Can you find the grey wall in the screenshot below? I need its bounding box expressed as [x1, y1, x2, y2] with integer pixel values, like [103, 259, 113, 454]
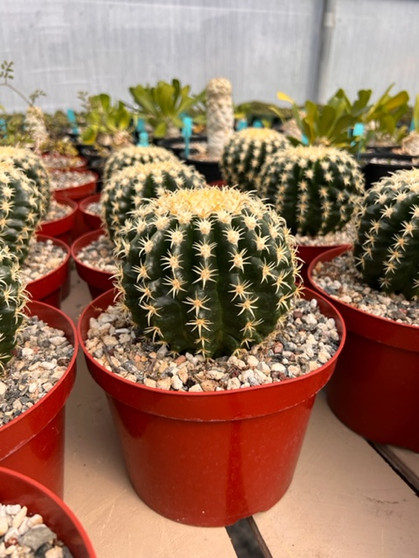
[0, 0, 418, 113]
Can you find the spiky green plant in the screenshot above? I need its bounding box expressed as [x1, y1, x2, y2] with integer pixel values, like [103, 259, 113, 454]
[0, 244, 27, 375]
[102, 145, 178, 185]
[220, 128, 290, 192]
[353, 168, 419, 299]
[0, 146, 50, 218]
[259, 145, 365, 236]
[0, 161, 43, 263]
[115, 186, 300, 358]
[101, 160, 207, 242]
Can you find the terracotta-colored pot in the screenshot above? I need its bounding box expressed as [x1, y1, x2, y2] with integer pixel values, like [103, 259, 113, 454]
[0, 467, 96, 557]
[52, 170, 98, 201]
[0, 300, 78, 497]
[78, 193, 103, 231]
[307, 246, 419, 452]
[71, 230, 115, 299]
[27, 235, 71, 308]
[297, 243, 352, 286]
[38, 198, 78, 246]
[78, 287, 346, 526]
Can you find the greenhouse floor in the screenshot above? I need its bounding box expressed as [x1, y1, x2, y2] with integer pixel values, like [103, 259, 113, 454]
[62, 263, 419, 558]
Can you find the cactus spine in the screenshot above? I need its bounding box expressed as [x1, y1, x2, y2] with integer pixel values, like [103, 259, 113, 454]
[220, 128, 290, 192]
[101, 160, 207, 241]
[0, 245, 27, 375]
[115, 186, 299, 358]
[353, 168, 419, 299]
[259, 145, 365, 236]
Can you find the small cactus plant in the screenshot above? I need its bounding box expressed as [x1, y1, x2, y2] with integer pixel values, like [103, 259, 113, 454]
[0, 245, 27, 375]
[102, 145, 178, 184]
[220, 128, 290, 192]
[259, 145, 365, 236]
[115, 185, 300, 358]
[353, 168, 419, 299]
[206, 77, 235, 160]
[0, 161, 44, 263]
[0, 146, 51, 218]
[101, 160, 207, 241]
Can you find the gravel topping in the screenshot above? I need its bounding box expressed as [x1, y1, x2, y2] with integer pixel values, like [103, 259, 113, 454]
[311, 251, 419, 326]
[75, 234, 117, 273]
[0, 315, 75, 427]
[0, 503, 73, 557]
[49, 170, 95, 191]
[41, 200, 73, 224]
[83, 201, 101, 216]
[43, 154, 85, 170]
[84, 297, 341, 392]
[295, 224, 354, 247]
[20, 239, 67, 285]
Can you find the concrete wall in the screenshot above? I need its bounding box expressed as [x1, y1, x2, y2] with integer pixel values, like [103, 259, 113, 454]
[0, 0, 417, 113]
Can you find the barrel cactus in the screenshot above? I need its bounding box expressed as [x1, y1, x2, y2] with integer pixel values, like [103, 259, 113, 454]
[0, 245, 27, 375]
[102, 145, 178, 184]
[0, 161, 43, 263]
[220, 127, 290, 192]
[259, 145, 365, 236]
[0, 146, 51, 218]
[101, 160, 206, 242]
[353, 168, 419, 299]
[115, 186, 299, 358]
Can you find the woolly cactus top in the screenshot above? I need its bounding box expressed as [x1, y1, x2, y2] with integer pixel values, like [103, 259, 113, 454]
[220, 127, 290, 191]
[259, 145, 365, 236]
[102, 145, 178, 184]
[116, 186, 299, 358]
[354, 168, 419, 299]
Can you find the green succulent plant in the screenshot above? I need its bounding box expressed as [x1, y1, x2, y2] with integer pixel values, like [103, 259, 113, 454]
[220, 128, 290, 192]
[0, 244, 27, 375]
[102, 145, 178, 185]
[101, 160, 206, 242]
[259, 145, 365, 237]
[353, 168, 419, 299]
[115, 186, 299, 358]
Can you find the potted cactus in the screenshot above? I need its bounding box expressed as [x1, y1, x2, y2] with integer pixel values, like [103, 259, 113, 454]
[307, 168, 419, 451]
[78, 185, 346, 526]
[257, 145, 365, 283]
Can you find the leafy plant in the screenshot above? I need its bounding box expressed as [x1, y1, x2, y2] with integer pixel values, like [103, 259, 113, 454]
[0, 60, 46, 107]
[128, 79, 205, 138]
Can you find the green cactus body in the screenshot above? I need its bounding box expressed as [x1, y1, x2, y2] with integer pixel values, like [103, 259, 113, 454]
[102, 145, 178, 185]
[101, 160, 206, 242]
[0, 146, 50, 219]
[0, 161, 43, 263]
[116, 186, 299, 358]
[259, 145, 365, 236]
[353, 168, 419, 299]
[220, 128, 290, 192]
[0, 246, 27, 375]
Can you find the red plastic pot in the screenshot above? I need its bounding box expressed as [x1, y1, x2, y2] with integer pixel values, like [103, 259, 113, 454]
[78, 193, 103, 231]
[0, 300, 78, 497]
[38, 198, 78, 246]
[307, 246, 419, 452]
[71, 230, 115, 299]
[52, 170, 98, 201]
[297, 243, 352, 286]
[26, 235, 71, 308]
[42, 153, 88, 171]
[78, 287, 346, 526]
[0, 467, 96, 557]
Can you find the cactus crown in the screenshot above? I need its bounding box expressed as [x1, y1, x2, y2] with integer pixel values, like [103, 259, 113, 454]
[0, 245, 28, 375]
[0, 146, 50, 218]
[220, 128, 290, 192]
[115, 186, 299, 358]
[101, 160, 207, 241]
[102, 145, 178, 184]
[353, 168, 419, 300]
[259, 145, 365, 236]
[0, 161, 43, 263]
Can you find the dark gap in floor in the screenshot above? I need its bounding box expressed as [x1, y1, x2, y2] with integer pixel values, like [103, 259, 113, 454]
[226, 517, 273, 558]
[368, 441, 419, 496]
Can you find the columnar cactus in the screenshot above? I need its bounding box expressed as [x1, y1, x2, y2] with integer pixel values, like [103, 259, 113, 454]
[101, 160, 207, 241]
[115, 186, 299, 358]
[206, 77, 235, 160]
[0, 161, 43, 263]
[0, 146, 51, 218]
[102, 145, 178, 184]
[220, 128, 290, 192]
[0, 245, 27, 375]
[259, 145, 365, 236]
[353, 168, 419, 299]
